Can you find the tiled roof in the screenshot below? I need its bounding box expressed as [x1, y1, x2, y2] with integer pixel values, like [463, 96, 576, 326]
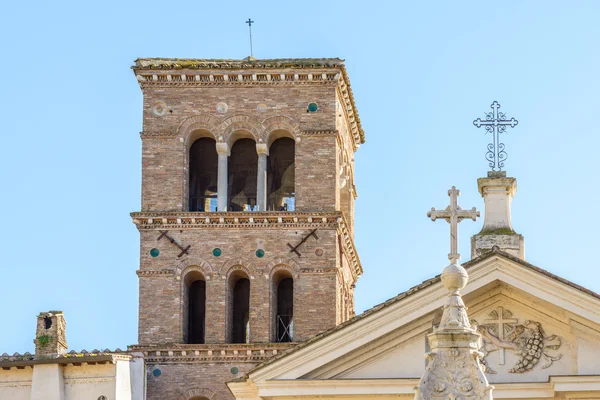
[0, 349, 129, 368]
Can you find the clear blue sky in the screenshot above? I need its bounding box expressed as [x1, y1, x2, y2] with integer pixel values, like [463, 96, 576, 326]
[1, 1, 599, 353]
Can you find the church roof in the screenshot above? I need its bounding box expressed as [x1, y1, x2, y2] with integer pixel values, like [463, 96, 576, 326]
[0, 349, 130, 369]
[132, 57, 365, 145]
[245, 248, 600, 375]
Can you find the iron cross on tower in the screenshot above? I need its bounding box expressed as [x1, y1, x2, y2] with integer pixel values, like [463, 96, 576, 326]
[427, 187, 480, 264]
[246, 18, 254, 57]
[473, 101, 518, 171]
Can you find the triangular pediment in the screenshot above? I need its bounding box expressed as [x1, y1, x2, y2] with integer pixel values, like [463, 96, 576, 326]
[229, 252, 600, 399]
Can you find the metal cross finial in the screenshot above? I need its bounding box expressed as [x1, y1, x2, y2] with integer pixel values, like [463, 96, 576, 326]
[246, 18, 255, 57]
[473, 101, 518, 171]
[427, 186, 480, 264]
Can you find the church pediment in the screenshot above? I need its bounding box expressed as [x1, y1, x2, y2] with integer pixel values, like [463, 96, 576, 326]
[230, 252, 600, 398]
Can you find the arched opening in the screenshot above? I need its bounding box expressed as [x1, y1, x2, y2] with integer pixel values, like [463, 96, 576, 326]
[267, 137, 295, 211]
[272, 270, 294, 342]
[184, 271, 206, 344]
[229, 272, 250, 343]
[228, 138, 258, 211]
[189, 137, 218, 212]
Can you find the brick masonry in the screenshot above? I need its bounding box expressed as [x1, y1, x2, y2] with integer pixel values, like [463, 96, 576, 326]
[131, 59, 363, 399]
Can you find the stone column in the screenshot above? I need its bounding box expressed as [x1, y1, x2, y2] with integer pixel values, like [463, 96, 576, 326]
[471, 171, 524, 259]
[256, 142, 269, 211]
[216, 142, 230, 212]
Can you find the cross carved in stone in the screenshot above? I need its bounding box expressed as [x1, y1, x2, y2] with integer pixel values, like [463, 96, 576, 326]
[427, 186, 480, 264]
[484, 306, 518, 365]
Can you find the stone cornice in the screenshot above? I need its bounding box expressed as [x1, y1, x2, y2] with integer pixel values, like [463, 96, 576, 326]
[130, 211, 362, 280]
[132, 57, 365, 146]
[136, 269, 175, 277]
[128, 343, 294, 364]
[131, 211, 342, 230]
[300, 129, 338, 137]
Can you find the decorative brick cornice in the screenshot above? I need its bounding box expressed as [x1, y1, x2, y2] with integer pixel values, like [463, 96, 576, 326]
[337, 214, 363, 280]
[132, 57, 364, 146]
[128, 343, 294, 364]
[136, 269, 175, 277]
[131, 211, 363, 280]
[131, 211, 342, 230]
[300, 130, 338, 137]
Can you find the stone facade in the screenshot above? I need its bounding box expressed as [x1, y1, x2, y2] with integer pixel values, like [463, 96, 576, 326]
[131, 58, 364, 399]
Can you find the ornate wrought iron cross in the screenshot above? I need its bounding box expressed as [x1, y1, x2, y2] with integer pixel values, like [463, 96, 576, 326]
[427, 186, 479, 264]
[473, 101, 518, 171]
[246, 18, 254, 57]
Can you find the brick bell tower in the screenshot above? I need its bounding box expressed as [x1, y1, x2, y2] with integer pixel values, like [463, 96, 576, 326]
[129, 58, 364, 400]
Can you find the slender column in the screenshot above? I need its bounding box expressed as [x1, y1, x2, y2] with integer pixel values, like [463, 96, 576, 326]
[216, 142, 229, 212]
[256, 142, 269, 211]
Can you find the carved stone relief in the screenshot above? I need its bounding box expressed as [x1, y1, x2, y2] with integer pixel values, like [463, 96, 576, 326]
[472, 306, 562, 374]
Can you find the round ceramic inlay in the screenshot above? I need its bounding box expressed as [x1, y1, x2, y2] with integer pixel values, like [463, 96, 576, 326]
[212, 248, 222, 257]
[307, 102, 318, 112]
[150, 248, 160, 257]
[216, 102, 228, 113]
[255, 249, 265, 258]
[230, 367, 239, 374]
[315, 248, 324, 257]
[257, 103, 267, 112]
[152, 368, 161, 377]
[152, 102, 168, 116]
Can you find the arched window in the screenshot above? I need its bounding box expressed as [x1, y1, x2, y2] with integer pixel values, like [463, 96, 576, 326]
[228, 138, 258, 211]
[267, 137, 295, 211]
[272, 271, 294, 342]
[189, 137, 218, 212]
[229, 272, 250, 343]
[184, 271, 206, 344]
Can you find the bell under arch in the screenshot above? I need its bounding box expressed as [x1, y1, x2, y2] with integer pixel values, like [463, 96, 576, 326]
[267, 135, 295, 211]
[188, 131, 218, 212]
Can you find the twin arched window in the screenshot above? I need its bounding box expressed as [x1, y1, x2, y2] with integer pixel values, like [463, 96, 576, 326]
[183, 269, 294, 344]
[188, 133, 295, 212]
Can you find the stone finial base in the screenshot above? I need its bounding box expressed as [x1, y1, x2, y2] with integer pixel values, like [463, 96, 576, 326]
[416, 330, 493, 400]
[471, 233, 524, 259]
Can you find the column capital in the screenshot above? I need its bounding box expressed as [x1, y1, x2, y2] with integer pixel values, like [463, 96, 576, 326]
[256, 142, 269, 155]
[216, 142, 230, 156]
[477, 176, 517, 198]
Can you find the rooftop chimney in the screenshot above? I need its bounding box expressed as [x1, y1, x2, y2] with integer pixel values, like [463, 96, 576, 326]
[471, 171, 524, 259]
[34, 311, 67, 356]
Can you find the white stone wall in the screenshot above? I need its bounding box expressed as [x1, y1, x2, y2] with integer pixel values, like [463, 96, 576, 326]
[0, 357, 145, 400]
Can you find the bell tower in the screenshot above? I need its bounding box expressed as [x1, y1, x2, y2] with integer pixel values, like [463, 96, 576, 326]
[129, 58, 364, 400]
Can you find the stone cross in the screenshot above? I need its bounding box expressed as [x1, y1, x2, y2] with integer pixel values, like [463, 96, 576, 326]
[484, 306, 518, 365]
[427, 186, 480, 264]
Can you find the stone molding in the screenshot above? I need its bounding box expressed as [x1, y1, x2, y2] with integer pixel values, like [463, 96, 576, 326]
[136, 269, 175, 277]
[134, 61, 365, 146]
[176, 114, 221, 142]
[266, 257, 301, 279]
[131, 212, 343, 230]
[181, 387, 215, 400]
[131, 212, 362, 279]
[176, 257, 215, 276]
[153, 113, 304, 144]
[129, 343, 294, 364]
[220, 260, 255, 280]
[300, 129, 338, 137]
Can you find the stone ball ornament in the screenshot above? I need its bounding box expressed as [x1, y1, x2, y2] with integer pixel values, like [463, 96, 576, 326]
[441, 262, 469, 292]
